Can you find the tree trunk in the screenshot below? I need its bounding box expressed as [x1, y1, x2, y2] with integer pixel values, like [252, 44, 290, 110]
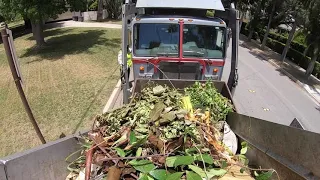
[97, 0, 104, 22]
[281, 20, 297, 61]
[31, 21, 46, 47]
[248, 2, 264, 42]
[305, 45, 319, 77]
[24, 18, 32, 29]
[239, 12, 244, 31]
[261, 3, 276, 50]
[303, 43, 312, 57]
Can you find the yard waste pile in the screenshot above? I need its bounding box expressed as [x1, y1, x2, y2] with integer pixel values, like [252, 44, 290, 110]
[66, 81, 274, 180]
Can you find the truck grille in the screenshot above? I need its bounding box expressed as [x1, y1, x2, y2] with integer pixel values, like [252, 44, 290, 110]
[159, 62, 201, 80]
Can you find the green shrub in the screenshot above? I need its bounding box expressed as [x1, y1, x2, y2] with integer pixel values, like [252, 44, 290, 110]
[242, 28, 320, 78]
[266, 32, 314, 57]
[291, 41, 307, 55]
[240, 27, 259, 40]
[268, 32, 287, 44]
[88, 0, 98, 11]
[266, 38, 285, 54]
[293, 31, 306, 45]
[286, 48, 310, 69]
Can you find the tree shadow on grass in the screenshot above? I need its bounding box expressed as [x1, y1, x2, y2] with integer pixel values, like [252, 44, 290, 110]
[22, 29, 121, 62]
[26, 28, 73, 41]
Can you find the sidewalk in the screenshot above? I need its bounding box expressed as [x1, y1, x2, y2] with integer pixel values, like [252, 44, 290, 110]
[239, 34, 320, 104]
[45, 20, 122, 29]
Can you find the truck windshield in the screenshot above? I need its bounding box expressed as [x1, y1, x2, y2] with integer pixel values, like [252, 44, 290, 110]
[183, 24, 225, 59]
[134, 23, 179, 57]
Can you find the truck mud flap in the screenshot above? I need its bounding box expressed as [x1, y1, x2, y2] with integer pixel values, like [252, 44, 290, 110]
[0, 135, 81, 180]
[227, 112, 320, 179]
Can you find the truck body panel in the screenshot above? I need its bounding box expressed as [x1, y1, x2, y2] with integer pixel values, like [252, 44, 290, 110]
[136, 0, 225, 11]
[0, 135, 80, 180]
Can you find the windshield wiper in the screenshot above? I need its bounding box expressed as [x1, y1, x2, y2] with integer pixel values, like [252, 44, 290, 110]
[183, 50, 205, 57]
[157, 52, 179, 57]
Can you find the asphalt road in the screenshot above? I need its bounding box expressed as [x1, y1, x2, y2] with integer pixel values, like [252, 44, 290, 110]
[222, 39, 320, 133]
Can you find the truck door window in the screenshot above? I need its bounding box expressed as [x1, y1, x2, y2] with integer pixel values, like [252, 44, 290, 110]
[134, 23, 179, 57]
[183, 24, 225, 59]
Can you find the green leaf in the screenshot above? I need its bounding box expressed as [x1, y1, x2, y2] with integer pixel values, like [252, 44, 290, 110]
[240, 146, 248, 155]
[153, 85, 166, 95]
[186, 171, 202, 180]
[206, 168, 227, 178]
[185, 148, 197, 155]
[240, 168, 245, 173]
[149, 169, 169, 180]
[130, 135, 148, 150]
[129, 159, 153, 166]
[162, 111, 176, 122]
[130, 131, 137, 144]
[256, 171, 274, 180]
[165, 156, 194, 167]
[129, 160, 156, 173]
[139, 173, 155, 180]
[133, 163, 156, 173]
[166, 172, 184, 180]
[220, 160, 228, 168]
[241, 141, 247, 146]
[188, 165, 206, 178]
[136, 147, 142, 157]
[150, 102, 166, 121]
[114, 148, 126, 157]
[254, 171, 259, 177]
[165, 157, 176, 167]
[195, 154, 214, 164]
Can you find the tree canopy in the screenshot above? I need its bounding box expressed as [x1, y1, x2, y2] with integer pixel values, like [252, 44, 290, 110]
[0, 0, 87, 46]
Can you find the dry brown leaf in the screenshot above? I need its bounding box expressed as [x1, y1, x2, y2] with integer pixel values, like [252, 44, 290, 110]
[106, 166, 122, 180]
[121, 167, 136, 177]
[92, 153, 105, 166]
[148, 134, 164, 152]
[166, 136, 184, 153]
[88, 132, 108, 148]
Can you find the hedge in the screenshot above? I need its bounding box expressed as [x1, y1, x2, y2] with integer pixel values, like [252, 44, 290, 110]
[240, 22, 260, 41]
[267, 32, 313, 57]
[265, 38, 320, 78]
[266, 38, 285, 54]
[239, 24, 320, 78]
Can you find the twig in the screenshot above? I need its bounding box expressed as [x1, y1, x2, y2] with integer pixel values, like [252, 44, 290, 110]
[229, 162, 280, 180]
[85, 147, 94, 180]
[130, 173, 139, 179]
[163, 141, 168, 172]
[101, 153, 170, 162]
[192, 139, 208, 179]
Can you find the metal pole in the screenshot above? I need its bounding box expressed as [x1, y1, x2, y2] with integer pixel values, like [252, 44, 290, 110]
[227, 4, 239, 95]
[0, 26, 46, 144]
[122, 4, 129, 104]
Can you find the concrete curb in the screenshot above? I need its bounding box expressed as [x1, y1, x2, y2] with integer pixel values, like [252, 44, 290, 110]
[103, 80, 121, 113]
[242, 43, 320, 104]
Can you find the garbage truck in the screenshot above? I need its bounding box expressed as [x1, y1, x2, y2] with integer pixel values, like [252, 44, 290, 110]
[0, 0, 319, 180]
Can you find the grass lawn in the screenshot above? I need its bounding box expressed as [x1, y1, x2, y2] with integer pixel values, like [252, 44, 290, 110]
[0, 27, 121, 157]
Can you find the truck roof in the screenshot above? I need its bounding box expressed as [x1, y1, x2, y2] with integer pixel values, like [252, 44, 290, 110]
[136, 0, 225, 11]
[133, 15, 227, 27]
